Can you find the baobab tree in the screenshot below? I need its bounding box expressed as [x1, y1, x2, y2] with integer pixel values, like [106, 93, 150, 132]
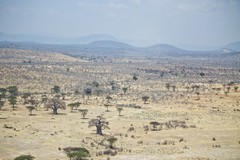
[45, 98, 66, 114]
[88, 116, 109, 135]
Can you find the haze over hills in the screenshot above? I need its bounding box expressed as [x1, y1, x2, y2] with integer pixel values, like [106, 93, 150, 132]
[0, 32, 119, 45]
[0, 32, 239, 51]
[0, 32, 239, 58]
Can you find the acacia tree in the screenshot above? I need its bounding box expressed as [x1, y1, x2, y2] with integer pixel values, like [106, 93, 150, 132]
[142, 96, 150, 104]
[104, 104, 111, 112]
[106, 95, 112, 103]
[88, 116, 109, 135]
[234, 86, 238, 92]
[26, 106, 35, 115]
[117, 107, 123, 116]
[78, 109, 88, 119]
[68, 102, 81, 112]
[64, 147, 89, 160]
[9, 96, 17, 110]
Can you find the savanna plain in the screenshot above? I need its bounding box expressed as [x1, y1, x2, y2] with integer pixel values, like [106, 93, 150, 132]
[0, 48, 240, 160]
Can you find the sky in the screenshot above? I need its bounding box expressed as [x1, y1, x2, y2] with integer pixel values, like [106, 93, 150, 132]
[0, 0, 240, 47]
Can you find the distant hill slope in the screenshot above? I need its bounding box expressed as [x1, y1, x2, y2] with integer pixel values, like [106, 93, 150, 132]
[223, 41, 240, 51]
[0, 32, 119, 44]
[0, 48, 86, 64]
[0, 40, 236, 58]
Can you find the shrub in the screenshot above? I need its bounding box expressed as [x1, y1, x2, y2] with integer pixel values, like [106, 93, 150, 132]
[14, 155, 35, 160]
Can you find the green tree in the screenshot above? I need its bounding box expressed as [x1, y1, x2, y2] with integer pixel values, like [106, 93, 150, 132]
[107, 136, 118, 149]
[9, 96, 17, 110]
[52, 85, 60, 93]
[0, 88, 7, 97]
[14, 155, 35, 160]
[64, 147, 89, 160]
[7, 86, 18, 96]
[142, 96, 150, 104]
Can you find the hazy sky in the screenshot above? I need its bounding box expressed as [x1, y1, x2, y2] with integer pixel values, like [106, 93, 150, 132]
[0, 0, 240, 46]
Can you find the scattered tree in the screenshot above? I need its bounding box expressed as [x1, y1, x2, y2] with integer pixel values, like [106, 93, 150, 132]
[52, 85, 60, 93]
[107, 136, 118, 149]
[0, 88, 7, 97]
[199, 72, 205, 77]
[172, 85, 176, 92]
[78, 109, 88, 119]
[104, 104, 111, 112]
[106, 95, 112, 103]
[149, 121, 160, 131]
[68, 102, 81, 112]
[234, 86, 238, 92]
[117, 107, 123, 116]
[7, 86, 18, 96]
[9, 96, 17, 110]
[92, 81, 99, 88]
[0, 100, 4, 110]
[122, 87, 128, 94]
[88, 116, 109, 135]
[133, 75, 138, 80]
[84, 88, 92, 96]
[142, 96, 150, 104]
[45, 99, 66, 114]
[26, 106, 35, 115]
[165, 83, 171, 91]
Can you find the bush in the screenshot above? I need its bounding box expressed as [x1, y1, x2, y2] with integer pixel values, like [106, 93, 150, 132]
[14, 155, 35, 160]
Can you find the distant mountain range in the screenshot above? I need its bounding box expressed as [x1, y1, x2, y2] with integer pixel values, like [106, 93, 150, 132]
[0, 32, 239, 57]
[0, 32, 119, 44]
